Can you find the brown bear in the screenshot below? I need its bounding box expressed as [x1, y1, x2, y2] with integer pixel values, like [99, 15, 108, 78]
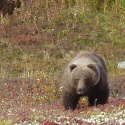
[62, 51, 109, 110]
[0, 0, 21, 15]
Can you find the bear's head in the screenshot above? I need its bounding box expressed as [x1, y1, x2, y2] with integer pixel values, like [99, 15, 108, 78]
[69, 63, 100, 94]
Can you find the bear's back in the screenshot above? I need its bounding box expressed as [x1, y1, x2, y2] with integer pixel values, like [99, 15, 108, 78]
[70, 51, 100, 65]
[69, 51, 107, 75]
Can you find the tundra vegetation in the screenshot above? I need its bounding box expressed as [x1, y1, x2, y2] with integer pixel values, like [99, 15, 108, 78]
[0, 0, 125, 124]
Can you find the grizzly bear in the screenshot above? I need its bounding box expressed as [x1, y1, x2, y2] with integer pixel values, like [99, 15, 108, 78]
[62, 51, 109, 110]
[0, 0, 21, 15]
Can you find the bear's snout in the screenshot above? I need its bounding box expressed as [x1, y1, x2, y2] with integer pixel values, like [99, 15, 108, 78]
[77, 88, 85, 94]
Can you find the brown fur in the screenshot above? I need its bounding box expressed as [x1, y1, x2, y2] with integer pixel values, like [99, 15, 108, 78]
[62, 51, 109, 110]
[0, 0, 21, 15]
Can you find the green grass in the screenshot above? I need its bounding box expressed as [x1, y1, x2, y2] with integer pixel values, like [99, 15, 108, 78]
[0, 0, 125, 79]
[0, 119, 12, 125]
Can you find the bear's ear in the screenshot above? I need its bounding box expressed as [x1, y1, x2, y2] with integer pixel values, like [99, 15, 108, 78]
[87, 64, 96, 71]
[69, 64, 77, 72]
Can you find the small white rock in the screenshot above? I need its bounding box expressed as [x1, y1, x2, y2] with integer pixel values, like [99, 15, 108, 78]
[117, 61, 125, 69]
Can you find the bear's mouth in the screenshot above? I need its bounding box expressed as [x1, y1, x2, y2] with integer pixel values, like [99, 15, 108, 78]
[77, 88, 85, 94]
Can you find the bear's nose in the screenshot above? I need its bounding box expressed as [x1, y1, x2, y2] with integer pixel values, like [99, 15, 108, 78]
[77, 88, 84, 94]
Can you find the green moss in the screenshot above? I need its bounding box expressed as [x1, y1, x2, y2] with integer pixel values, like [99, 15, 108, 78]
[0, 119, 12, 125]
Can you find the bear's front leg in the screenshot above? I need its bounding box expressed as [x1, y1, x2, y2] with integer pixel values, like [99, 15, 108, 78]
[62, 91, 80, 110]
[96, 90, 109, 105]
[88, 95, 96, 106]
[88, 89, 109, 106]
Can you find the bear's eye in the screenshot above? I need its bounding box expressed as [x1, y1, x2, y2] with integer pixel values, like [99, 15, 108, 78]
[85, 79, 89, 83]
[74, 79, 79, 84]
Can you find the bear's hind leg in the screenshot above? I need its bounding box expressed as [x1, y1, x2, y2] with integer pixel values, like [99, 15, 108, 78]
[62, 92, 80, 110]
